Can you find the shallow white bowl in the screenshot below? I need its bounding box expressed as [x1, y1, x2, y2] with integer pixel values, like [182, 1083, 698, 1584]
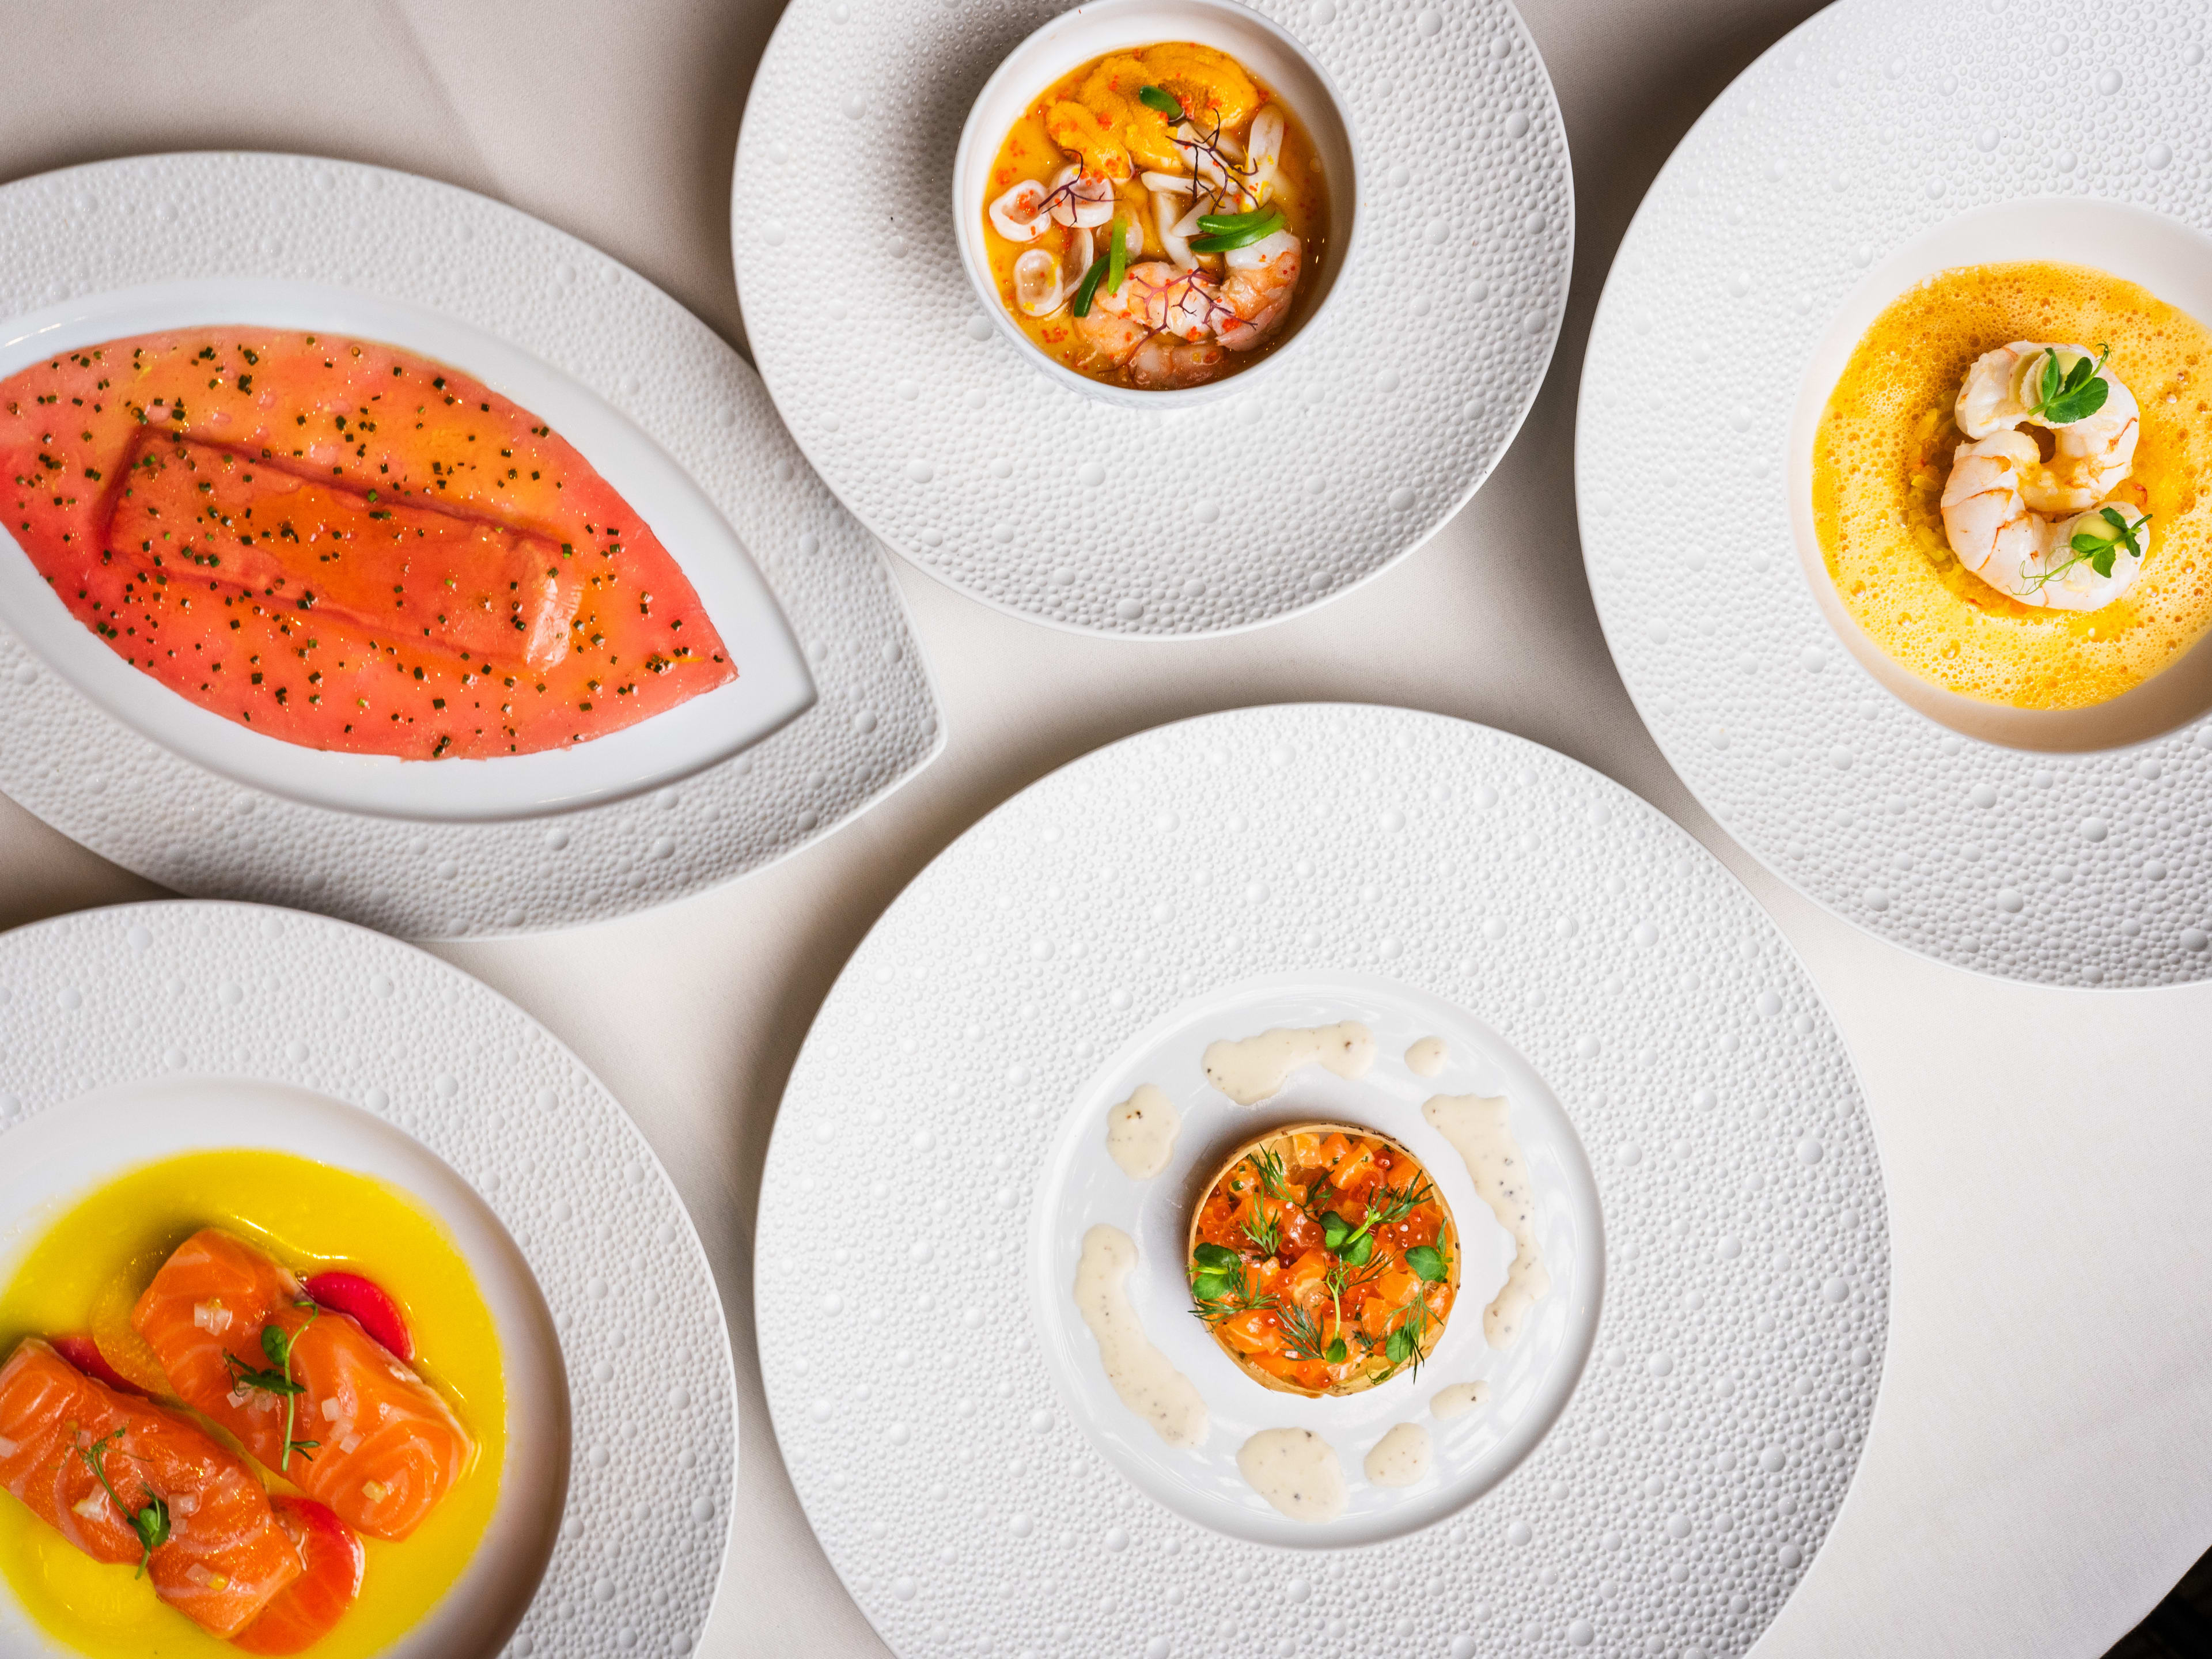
[952, 0, 1361, 411]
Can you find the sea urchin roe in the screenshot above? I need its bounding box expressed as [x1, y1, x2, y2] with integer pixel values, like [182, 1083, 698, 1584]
[1421, 1092, 1549, 1349]
[0, 328, 735, 758]
[1188, 1124, 1457, 1396]
[1073, 1225, 1207, 1447]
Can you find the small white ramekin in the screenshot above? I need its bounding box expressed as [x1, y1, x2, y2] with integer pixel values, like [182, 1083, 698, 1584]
[953, 0, 1361, 411]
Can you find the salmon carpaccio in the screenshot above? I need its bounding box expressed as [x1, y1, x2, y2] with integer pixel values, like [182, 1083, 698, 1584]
[0, 1337, 303, 1637]
[0, 328, 734, 759]
[134, 1229, 472, 1541]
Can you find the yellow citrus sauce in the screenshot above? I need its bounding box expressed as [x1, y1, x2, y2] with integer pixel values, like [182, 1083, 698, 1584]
[982, 42, 1330, 387]
[1812, 260, 2212, 709]
[0, 1151, 504, 1658]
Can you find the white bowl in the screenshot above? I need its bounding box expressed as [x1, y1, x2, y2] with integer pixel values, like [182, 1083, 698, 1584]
[1788, 198, 2212, 753]
[952, 0, 1362, 411]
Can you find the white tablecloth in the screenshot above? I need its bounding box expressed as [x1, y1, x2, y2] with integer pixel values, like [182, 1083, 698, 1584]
[2, 2, 2207, 1654]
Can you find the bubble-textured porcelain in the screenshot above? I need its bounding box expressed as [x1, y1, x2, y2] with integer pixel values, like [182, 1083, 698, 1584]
[758, 704, 1888, 1659]
[1578, 0, 2212, 985]
[0, 154, 942, 938]
[0, 900, 736, 1659]
[734, 0, 1572, 635]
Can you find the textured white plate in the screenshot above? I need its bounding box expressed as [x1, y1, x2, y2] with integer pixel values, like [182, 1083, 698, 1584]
[1577, 0, 2212, 986]
[0, 153, 942, 936]
[0, 900, 736, 1659]
[732, 0, 1573, 636]
[759, 704, 1888, 1659]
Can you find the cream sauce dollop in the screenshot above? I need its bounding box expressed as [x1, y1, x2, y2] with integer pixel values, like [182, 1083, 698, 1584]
[1074, 1225, 1208, 1447]
[1104, 1083, 1181, 1179]
[1421, 1091, 1551, 1349]
[1404, 1036, 1448, 1077]
[1202, 1021, 1376, 1105]
[1237, 1426, 1347, 1521]
[1362, 1421, 1432, 1488]
[1430, 1379, 1491, 1419]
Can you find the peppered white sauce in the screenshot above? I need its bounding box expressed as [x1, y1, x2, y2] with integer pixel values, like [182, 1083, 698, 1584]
[1404, 1036, 1449, 1077]
[1074, 1225, 1209, 1447]
[1430, 1379, 1491, 1419]
[1421, 1091, 1551, 1350]
[1362, 1421, 1432, 1488]
[1237, 1426, 1347, 1521]
[1202, 1022, 1376, 1106]
[1104, 1083, 1181, 1179]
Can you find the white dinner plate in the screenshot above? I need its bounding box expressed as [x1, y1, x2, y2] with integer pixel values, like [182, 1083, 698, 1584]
[0, 900, 736, 1659]
[758, 704, 1888, 1658]
[732, 0, 1572, 636]
[1578, 0, 2212, 986]
[0, 153, 941, 937]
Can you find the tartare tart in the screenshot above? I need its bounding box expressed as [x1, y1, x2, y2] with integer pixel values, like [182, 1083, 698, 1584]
[1186, 1123, 1457, 1397]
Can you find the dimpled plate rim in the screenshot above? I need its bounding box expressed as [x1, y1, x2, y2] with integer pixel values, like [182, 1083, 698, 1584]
[1576, 0, 2212, 986]
[0, 899, 737, 1659]
[732, 0, 1573, 637]
[757, 702, 1888, 1659]
[0, 152, 942, 938]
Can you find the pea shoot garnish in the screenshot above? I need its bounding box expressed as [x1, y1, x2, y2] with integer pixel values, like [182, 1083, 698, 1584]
[223, 1303, 321, 1470]
[2024, 343, 2111, 426]
[1406, 1243, 1450, 1283]
[1137, 84, 1183, 117]
[1188, 1243, 1275, 1325]
[1190, 207, 1286, 253]
[78, 1427, 170, 1577]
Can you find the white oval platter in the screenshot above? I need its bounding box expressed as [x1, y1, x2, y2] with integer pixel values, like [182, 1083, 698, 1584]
[1577, 0, 2212, 986]
[732, 0, 1573, 637]
[0, 154, 941, 937]
[0, 899, 737, 1658]
[758, 704, 1888, 1659]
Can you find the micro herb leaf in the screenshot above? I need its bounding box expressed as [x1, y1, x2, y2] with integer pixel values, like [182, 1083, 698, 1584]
[1106, 212, 1128, 296]
[79, 1428, 168, 1578]
[1342, 1233, 1375, 1268]
[1319, 1211, 1352, 1251]
[1138, 84, 1183, 116]
[1406, 1244, 1449, 1283]
[232, 1306, 320, 1471]
[1070, 248, 1111, 319]
[2039, 506, 2149, 590]
[1323, 1336, 1348, 1365]
[1385, 1323, 1417, 1366]
[1193, 1243, 1243, 1272]
[2027, 343, 2111, 426]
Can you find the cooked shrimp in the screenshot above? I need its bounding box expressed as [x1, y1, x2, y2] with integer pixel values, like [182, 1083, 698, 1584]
[1939, 431, 2151, 609]
[1074, 305, 1150, 370]
[1105, 262, 1222, 341]
[1216, 229, 1301, 351]
[1131, 335, 1227, 389]
[1956, 341, 2141, 512]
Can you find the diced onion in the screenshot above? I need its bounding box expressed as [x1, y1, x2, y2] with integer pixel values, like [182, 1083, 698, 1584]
[171, 1493, 199, 1517]
[192, 1300, 233, 1335]
[73, 1492, 109, 1521]
[321, 1397, 342, 1423]
[340, 1434, 361, 1455]
[184, 1563, 230, 1590]
[0, 1435, 18, 1458]
[361, 1480, 389, 1503]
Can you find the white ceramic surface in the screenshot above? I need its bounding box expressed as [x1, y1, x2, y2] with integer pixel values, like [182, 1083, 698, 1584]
[758, 704, 1888, 1659]
[1578, 0, 2212, 985]
[950, 0, 1361, 411]
[0, 154, 941, 936]
[1035, 971, 1603, 1550]
[733, 0, 1573, 635]
[0, 276, 815, 823]
[0, 899, 737, 1659]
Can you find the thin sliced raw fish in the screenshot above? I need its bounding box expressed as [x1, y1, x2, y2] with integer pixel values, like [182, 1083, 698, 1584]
[231, 1497, 366, 1655]
[132, 1229, 473, 1539]
[0, 1337, 302, 1637]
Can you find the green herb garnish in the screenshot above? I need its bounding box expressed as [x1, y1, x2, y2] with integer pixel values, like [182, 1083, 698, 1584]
[1243, 1148, 1291, 1200]
[1105, 211, 1128, 298]
[1138, 84, 1183, 117]
[2069, 505, 2147, 579]
[78, 1428, 169, 1577]
[2024, 343, 2111, 426]
[224, 1304, 321, 1470]
[1406, 1244, 1450, 1283]
[1276, 1301, 1330, 1361]
[1240, 1207, 1282, 1257]
[1070, 247, 1111, 318]
[1190, 207, 1286, 253]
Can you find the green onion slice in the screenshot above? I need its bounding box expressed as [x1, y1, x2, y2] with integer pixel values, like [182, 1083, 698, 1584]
[1189, 208, 1286, 253]
[1105, 211, 1128, 296]
[1070, 247, 1112, 317]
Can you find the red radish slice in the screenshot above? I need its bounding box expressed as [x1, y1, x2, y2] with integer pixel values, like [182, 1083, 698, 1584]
[301, 1272, 413, 1363]
[48, 1332, 149, 1397]
[231, 1499, 365, 1656]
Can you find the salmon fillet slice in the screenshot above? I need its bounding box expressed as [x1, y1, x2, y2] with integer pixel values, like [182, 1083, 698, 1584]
[0, 1337, 302, 1637]
[132, 1229, 473, 1540]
